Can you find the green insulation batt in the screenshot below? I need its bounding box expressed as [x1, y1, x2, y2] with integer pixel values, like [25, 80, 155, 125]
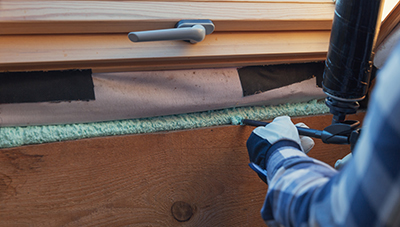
[0, 100, 329, 149]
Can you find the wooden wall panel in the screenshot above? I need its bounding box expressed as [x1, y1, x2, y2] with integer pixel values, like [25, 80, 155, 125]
[0, 112, 365, 226]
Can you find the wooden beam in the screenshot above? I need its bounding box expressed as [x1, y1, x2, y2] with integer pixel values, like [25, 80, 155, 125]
[0, 1, 335, 35]
[0, 112, 365, 226]
[0, 31, 330, 72]
[377, 1, 400, 47]
[8, 0, 334, 2]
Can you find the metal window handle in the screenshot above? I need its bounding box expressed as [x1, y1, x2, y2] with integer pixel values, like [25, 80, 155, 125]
[128, 20, 215, 44]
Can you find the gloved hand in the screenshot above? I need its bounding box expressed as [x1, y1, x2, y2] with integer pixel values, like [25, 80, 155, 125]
[294, 122, 315, 154]
[246, 116, 314, 183]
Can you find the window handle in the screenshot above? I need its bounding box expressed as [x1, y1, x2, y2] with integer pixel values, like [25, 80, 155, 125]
[128, 20, 215, 44]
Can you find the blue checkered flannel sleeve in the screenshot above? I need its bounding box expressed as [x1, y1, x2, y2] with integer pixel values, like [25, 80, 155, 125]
[260, 42, 400, 227]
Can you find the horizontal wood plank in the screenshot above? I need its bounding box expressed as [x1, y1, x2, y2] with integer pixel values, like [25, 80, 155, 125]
[0, 31, 330, 72]
[8, 0, 334, 2]
[0, 112, 365, 226]
[0, 1, 335, 35]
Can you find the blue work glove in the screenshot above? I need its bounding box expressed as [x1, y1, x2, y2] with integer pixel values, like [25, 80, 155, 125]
[246, 116, 314, 183]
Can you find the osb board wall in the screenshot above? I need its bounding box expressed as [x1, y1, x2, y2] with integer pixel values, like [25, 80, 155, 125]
[0, 112, 365, 226]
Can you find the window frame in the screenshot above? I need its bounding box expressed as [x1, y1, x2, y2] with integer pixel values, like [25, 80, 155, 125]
[1, 0, 397, 73]
[0, 0, 335, 35]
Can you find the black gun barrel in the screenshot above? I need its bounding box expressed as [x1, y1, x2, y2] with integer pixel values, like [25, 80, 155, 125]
[322, 0, 384, 123]
[323, 0, 383, 101]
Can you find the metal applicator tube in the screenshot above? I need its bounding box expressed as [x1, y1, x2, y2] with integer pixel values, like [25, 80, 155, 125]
[323, 0, 384, 122]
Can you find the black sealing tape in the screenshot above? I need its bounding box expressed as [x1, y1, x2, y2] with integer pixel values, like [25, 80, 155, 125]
[0, 69, 95, 104]
[238, 62, 324, 97]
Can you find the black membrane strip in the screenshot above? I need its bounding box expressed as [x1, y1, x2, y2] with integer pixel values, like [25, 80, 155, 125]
[0, 69, 95, 104]
[238, 62, 325, 96]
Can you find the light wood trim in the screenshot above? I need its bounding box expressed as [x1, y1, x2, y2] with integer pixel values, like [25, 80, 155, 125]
[377, 1, 400, 47]
[0, 1, 335, 35]
[8, 0, 334, 2]
[0, 113, 365, 226]
[0, 31, 330, 72]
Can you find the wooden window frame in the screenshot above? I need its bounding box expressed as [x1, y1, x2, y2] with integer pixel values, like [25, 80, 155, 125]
[0, 1, 335, 34]
[0, 0, 397, 72]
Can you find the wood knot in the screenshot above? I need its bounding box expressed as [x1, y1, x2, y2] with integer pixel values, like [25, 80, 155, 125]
[171, 201, 194, 222]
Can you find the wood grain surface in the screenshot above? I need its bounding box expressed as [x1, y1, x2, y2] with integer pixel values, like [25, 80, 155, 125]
[7, 0, 334, 2]
[377, 1, 400, 47]
[0, 31, 330, 72]
[0, 112, 365, 226]
[0, 1, 335, 35]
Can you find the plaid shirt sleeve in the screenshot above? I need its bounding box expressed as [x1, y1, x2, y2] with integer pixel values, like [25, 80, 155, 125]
[260, 42, 400, 227]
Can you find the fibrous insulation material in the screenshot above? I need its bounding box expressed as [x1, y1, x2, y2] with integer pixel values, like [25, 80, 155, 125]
[0, 100, 329, 148]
